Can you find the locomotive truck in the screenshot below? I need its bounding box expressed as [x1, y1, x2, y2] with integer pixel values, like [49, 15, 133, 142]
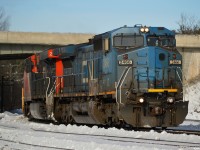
[22, 25, 188, 128]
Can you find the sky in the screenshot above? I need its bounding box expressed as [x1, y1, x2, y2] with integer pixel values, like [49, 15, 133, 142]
[1, 0, 200, 34]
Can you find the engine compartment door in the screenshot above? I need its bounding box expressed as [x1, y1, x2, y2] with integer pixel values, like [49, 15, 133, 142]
[155, 48, 169, 88]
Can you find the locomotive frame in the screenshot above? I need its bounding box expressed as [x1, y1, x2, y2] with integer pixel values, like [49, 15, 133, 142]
[22, 25, 188, 128]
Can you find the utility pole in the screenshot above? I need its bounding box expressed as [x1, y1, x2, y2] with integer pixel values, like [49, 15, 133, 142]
[1, 76, 4, 113]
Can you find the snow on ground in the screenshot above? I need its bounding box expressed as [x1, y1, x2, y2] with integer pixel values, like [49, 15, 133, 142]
[0, 112, 200, 150]
[0, 80, 199, 149]
[184, 79, 200, 120]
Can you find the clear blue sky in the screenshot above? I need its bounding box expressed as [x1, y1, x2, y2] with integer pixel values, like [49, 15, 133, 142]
[1, 0, 200, 33]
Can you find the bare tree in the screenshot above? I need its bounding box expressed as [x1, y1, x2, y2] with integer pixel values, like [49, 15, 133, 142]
[0, 7, 10, 31]
[177, 13, 200, 34]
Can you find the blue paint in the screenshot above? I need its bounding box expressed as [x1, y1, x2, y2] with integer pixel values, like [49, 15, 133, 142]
[54, 25, 182, 94]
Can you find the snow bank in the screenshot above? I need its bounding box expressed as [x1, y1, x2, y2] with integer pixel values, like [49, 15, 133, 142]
[0, 112, 200, 143]
[184, 79, 200, 120]
[0, 111, 200, 150]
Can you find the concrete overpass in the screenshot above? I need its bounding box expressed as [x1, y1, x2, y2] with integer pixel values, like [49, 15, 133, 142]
[0, 31, 199, 81]
[0, 31, 94, 58]
[176, 35, 200, 82]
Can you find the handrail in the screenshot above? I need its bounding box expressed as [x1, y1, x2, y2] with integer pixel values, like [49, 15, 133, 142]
[48, 79, 56, 97]
[177, 67, 187, 83]
[176, 67, 189, 102]
[45, 77, 50, 98]
[119, 67, 132, 105]
[176, 70, 183, 85]
[115, 67, 129, 106]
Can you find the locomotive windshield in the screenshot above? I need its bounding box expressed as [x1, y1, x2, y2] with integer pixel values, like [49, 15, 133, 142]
[147, 36, 175, 48]
[113, 34, 144, 48]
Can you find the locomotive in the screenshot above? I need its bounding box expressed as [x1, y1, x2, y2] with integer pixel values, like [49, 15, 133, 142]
[22, 25, 188, 128]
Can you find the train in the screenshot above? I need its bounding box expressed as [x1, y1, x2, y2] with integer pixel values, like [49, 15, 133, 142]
[22, 25, 188, 128]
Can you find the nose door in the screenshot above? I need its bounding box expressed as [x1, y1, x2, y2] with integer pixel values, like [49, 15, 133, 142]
[155, 48, 169, 88]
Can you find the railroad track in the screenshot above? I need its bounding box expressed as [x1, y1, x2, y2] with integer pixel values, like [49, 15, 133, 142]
[0, 123, 200, 149]
[185, 119, 200, 123]
[0, 122, 200, 136]
[165, 128, 200, 136]
[0, 124, 73, 150]
[31, 128, 200, 149]
[0, 137, 73, 150]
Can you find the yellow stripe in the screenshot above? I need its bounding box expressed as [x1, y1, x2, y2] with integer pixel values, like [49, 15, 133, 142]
[99, 91, 116, 95]
[148, 89, 178, 93]
[55, 91, 116, 97]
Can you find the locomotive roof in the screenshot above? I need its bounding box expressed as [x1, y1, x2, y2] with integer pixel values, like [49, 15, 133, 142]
[93, 25, 175, 40]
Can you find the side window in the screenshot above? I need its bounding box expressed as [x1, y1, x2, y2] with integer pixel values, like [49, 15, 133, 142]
[103, 38, 109, 51]
[94, 39, 103, 51]
[94, 37, 110, 52]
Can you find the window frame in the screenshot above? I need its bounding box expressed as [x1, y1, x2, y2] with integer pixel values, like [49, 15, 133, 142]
[146, 35, 176, 48]
[113, 34, 144, 49]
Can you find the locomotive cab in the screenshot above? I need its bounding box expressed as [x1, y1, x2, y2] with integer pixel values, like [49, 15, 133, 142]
[113, 26, 188, 127]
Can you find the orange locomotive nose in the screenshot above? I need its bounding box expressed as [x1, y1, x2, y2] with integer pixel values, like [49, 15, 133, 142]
[55, 59, 64, 94]
[48, 49, 64, 94]
[30, 54, 38, 73]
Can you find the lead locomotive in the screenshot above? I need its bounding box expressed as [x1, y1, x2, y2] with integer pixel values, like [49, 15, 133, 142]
[23, 25, 188, 128]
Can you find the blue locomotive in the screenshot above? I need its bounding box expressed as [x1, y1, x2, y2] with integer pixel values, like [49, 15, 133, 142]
[23, 25, 188, 128]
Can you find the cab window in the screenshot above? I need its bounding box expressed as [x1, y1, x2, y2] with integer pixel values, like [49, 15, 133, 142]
[147, 36, 175, 47]
[113, 34, 144, 49]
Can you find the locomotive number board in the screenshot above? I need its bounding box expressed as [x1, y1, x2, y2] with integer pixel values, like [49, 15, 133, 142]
[118, 60, 133, 65]
[169, 60, 182, 65]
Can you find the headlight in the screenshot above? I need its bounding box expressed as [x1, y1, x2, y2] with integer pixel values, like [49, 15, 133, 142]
[140, 28, 145, 32]
[139, 97, 144, 103]
[140, 27, 149, 33]
[144, 27, 149, 32]
[167, 97, 174, 103]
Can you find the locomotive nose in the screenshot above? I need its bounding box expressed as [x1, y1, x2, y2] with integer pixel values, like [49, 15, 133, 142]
[116, 51, 135, 103]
